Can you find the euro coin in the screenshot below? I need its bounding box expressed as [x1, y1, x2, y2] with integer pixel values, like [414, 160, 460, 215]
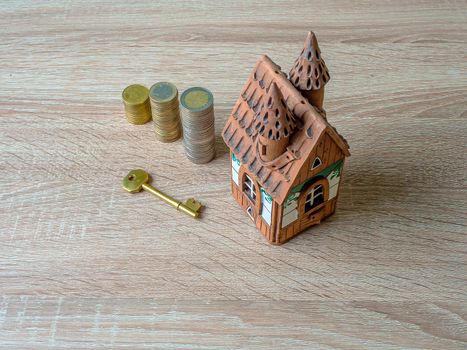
[122, 84, 152, 125]
[180, 87, 216, 164]
[149, 82, 181, 143]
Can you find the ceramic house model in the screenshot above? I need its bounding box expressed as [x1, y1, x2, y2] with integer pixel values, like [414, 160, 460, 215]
[222, 31, 350, 244]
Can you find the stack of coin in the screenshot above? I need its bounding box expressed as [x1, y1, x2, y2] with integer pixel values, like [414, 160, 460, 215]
[149, 82, 181, 143]
[180, 87, 216, 164]
[122, 84, 152, 125]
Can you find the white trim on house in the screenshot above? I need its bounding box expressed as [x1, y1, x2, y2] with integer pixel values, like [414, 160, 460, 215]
[231, 154, 241, 185]
[260, 188, 272, 226]
[282, 209, 298, 228]
[327, 168, 341, 200]
[281, 192, 299, 228]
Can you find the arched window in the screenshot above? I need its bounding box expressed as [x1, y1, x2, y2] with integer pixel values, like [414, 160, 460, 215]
[311, 156, 322, 170]
[243, 174, 257, 203]
[305, 184, 324, 212]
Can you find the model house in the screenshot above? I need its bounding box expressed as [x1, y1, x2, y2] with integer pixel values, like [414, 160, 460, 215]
[222, 31, 350, 244]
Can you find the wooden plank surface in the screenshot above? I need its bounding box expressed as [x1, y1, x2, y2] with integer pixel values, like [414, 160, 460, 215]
[0, 0, 466, 348]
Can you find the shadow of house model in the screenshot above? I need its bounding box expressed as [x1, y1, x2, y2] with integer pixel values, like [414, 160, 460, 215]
[222, 31, 350, 244]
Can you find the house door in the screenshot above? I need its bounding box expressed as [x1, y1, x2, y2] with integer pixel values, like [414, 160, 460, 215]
[298, 178, 329, 229]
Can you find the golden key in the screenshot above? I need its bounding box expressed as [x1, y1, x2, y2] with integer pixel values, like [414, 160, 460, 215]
[122, 169, 202, 218]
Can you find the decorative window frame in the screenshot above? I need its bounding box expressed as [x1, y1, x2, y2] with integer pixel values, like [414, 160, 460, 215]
[298, 178, 329, 217]
[246, 206, 254, 221]
[238, 166, 263, 218]
[311, 156, 322, 170]
[243, 174, 257, 204]
[304, 184, 324, 212]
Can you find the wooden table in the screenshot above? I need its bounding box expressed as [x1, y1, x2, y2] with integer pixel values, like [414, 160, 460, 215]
[1, 1, 466, 349]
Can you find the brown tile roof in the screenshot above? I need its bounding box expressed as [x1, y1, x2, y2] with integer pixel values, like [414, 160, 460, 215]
[222, 55, 349, 204]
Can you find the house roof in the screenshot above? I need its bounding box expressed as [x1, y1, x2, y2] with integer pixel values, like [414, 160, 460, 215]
[289, 31, 330, 92]
[222, 55, 349, 204]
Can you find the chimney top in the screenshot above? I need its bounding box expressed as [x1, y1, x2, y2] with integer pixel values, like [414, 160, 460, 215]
[289, 31, 330, 92]
[255, 82, 295, 141]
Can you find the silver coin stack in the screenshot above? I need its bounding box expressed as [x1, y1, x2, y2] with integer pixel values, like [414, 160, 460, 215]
[180, 87, 216, 164]
[149, 82, 181, 143]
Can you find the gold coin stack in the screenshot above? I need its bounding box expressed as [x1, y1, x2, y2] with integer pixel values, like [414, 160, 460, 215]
[149, 82, 181, 142]
[122, 84, 152, 125]
[180, 87, 216, 164]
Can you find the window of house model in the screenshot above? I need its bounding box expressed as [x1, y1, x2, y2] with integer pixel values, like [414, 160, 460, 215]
[305, 184, 324, 212]
[311, 156, 322, 170]
[243, 174, 257, 203]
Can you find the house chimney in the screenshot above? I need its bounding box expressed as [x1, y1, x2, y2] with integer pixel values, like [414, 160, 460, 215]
[255, 82, 295, 162]
[289, 31, 330, 111]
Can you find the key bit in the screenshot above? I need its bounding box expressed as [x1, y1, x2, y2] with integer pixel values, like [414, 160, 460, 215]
[122, 169, 202, 218]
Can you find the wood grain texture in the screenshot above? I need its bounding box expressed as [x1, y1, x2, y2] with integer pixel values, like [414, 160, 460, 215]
[0, 0, 466, 349]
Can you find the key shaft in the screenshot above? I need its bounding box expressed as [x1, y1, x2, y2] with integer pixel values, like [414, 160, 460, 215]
[142, 183, 198, 218]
